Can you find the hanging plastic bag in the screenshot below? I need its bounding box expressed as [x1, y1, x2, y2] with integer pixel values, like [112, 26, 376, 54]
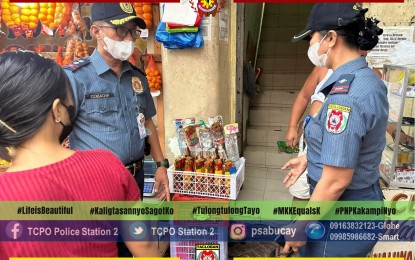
[156, 21, 204, 49]
[145, 55, 162, 92]
[388, 40, 415, 66]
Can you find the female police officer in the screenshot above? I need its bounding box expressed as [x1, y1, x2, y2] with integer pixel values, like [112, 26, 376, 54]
[281, 3, 387, 257]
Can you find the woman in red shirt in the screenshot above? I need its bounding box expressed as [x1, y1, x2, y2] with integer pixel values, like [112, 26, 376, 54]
[0, 51, 160, 258]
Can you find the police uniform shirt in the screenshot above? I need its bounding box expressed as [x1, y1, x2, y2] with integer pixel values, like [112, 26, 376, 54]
[305, 57, 388, 189]
[63, 49, 156, 165]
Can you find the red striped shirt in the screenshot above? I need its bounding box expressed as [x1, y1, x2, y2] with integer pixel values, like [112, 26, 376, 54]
[0, 149, 139, 259]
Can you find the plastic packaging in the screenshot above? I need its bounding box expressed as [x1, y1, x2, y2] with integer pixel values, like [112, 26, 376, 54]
[182, 118, 200, 152]
[224, 123, 240, 163]
[209, 116, 225, 146]
[388, 40, 415, 66]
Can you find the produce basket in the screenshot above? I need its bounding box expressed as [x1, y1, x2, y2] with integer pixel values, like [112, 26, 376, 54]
[168, 157, 245, 200]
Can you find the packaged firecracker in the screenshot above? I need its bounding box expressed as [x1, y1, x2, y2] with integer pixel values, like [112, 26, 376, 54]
[174, 119, 187, 155]
[195, 149, 206, 192]
[183, 118, 200, 152]
[174, 155, 185, 171]
[194, 149, 205, 173]
[204, 156, 214, 174]
[224, 123, 240, 165]
[199, 126, 213, 150]
[223, 159, 232, 195]
[209, 115, 225, 146]
[218, 145, 228, 160]
[224, 159, 233, 174]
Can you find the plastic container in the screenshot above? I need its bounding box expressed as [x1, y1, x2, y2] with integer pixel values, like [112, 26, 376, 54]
[167, 158, 245, 200]
[170, 194, 228, 260]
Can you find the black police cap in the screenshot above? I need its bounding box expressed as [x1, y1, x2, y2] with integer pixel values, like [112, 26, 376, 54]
[91, 3, 146, 29]
[292, 3, 366, 42]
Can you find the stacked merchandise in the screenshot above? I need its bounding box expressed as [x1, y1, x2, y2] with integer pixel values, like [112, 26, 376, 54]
[169, 115, 244, 259]
[155, 1, 203, 49]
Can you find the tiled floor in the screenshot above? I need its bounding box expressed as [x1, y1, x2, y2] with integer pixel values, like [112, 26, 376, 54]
[237, 164, 293, 201]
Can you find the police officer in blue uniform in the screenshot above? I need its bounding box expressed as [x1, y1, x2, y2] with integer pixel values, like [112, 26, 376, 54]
[64, 3, 169, 257]
[64, 3, 169, 201]
[281, 3, 387, 257]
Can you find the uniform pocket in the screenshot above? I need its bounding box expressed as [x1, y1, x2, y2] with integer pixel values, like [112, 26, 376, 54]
[85, 98, 119, 132]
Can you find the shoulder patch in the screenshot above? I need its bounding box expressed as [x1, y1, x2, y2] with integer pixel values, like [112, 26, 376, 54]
[325, 104, 351, 134]
[129, 62, 146, 76]
[329, 74, 355, 95]
[63, 58, 91, 72]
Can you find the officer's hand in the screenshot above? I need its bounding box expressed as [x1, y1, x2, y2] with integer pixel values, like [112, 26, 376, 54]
[286, 127, 299, 148]
[154, 167, 170, 201]
[282, 155, 307, 188]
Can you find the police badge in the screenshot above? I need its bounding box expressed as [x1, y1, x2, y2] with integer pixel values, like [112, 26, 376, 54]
[132, 76, 143, 94]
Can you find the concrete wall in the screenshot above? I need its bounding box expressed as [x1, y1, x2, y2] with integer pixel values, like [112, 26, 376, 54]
[364, 1, 415, 28]
[161, 3, 237, 160]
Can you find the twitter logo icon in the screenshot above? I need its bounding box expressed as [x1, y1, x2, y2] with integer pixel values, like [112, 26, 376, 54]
[129, 221, 147, 240]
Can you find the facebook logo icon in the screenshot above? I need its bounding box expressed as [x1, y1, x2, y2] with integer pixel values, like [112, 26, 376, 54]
[6, 221, 23, 240]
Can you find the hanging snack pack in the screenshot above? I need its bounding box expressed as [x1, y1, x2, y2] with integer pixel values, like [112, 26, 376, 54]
[208, 115, 225, 146]
[174, 119, 187, 155]
[224, 123, 240, 165]
[182, 117, 200, 152]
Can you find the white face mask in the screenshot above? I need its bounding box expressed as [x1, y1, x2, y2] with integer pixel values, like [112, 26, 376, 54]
[307, 34, 331, 67]
[99, 30, 134, 61]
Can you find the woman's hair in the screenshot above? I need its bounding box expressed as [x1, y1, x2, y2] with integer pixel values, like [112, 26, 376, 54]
[320, 12, 383, 51]
[0, 51, 71, 161]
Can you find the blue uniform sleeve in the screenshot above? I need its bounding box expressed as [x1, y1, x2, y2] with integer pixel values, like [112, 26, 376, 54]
[144, 79, 156, 120]
[64, 69, 82, 116]
[320, 95, 368, 169]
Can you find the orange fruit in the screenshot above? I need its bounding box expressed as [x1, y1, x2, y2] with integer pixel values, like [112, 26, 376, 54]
[20, 15, 29, 23]
[48, 22, 55, 28]
[11, 13, 19, 20]
[137, 14, 144, 19]
[14, 18, 20, 25]
[6, 20, 15, 27]
[143, 4, 151, 13]
[29, 15, 38, 23]
[39, 7, 47, 14]
[2, 9, 11, 15]
[135, 3, 143, 7]
[55, 6, 62, 14]
[30, 9, 39, 16]
[1, 2, 10, 9]
[10, 5, 19, 13]
[144, 19, 152, 29]
[38, 13, 47, 21]
[47, 14, 54, 22]
[2, 14, 11, 22]
[47, 8, 55, 15]
[39, 3, 47, 8]
[47, 3, 55, 8]
[28, 21, 37, 29]
[21, 8, 31, 16]
[143, 13, 152, 20]
[135, 7, 143, 14]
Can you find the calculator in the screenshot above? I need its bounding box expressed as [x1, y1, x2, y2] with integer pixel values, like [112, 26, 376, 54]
[143, 178, 156, 197]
